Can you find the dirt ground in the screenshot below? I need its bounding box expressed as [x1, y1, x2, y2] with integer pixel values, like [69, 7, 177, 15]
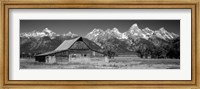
[20, 57, 180, 69]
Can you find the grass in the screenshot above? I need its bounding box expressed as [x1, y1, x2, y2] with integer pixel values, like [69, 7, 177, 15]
[20, 57, 180, 69]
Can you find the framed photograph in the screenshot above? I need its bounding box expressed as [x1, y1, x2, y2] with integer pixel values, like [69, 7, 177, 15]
[0, 0, 199, 89]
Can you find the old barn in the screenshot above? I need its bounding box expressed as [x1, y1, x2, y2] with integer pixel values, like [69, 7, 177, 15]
[35, 37, 106, 63]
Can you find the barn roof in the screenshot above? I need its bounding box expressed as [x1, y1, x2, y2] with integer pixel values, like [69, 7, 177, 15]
[36, 37, 103, 56]
[54, 37, 79, 51]
[55, 37, 103, 52]
[35, 50, 58, 56]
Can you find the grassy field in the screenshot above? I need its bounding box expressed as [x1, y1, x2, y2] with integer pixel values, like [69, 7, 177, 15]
[20, 56, 180, 69]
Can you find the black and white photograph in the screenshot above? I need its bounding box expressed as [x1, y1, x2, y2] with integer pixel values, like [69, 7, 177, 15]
[20, 20, 180, 69]
[2, 1, 198, 88]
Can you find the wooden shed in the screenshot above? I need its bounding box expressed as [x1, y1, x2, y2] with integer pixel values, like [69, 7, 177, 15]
[35, 51, 57, 64]
[35, 37, 106, 63]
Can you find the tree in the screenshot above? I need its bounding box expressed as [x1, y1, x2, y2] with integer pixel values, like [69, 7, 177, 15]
[102, 42, 117, 59]
[166, 37, 180, 59]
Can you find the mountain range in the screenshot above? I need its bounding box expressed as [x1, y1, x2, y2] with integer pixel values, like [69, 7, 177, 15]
[20, 28, 78, 39]
[86, 24, 178, 41]
[20, 23, 179, 58]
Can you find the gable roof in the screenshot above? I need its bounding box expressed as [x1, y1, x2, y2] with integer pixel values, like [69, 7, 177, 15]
[35, 50, 59, 56]
[36, 37, 103, 56]
[55, 37, 103, 52]
[54, 37, 79, 51]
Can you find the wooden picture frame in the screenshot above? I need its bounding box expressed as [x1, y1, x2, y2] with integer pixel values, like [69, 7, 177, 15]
[0, 0, 199, 89]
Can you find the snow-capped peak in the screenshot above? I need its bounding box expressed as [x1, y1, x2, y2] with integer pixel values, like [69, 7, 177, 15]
[124, 23, 148, 39]
[62, 31, 78, 37]
[64, 31, 73, 36]
[20, 27, 80, 39]
[142, 27, 150, 31]
[131, 23, 138, 28]
[93, 28, 103, 32]
[42, 28, 56, 37]
[124, 24, 179, 40]
[171, 32, 179, 38]
[112, 28, 120, 32]
[141, 27, 154, 39]
[154, 27, 176, 40]
[106, 28, 120, 34]
[143, 27, 151, 31]
[158, 27, 167, 33]
[109, 28, 128, 39]
[89, 28, 105, 35]
[85, 28, 105, 40]
[129, 23, 142, 32]
[67, 31, 72, 34]
[86, 27, 129, 41]
[43, 28, 52, 33]
[20, 28, 57, 39]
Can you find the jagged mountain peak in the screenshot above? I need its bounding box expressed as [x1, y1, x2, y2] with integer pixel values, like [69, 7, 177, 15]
[65, 31, 74, 35]
[112, 28, 122, 34]
[124, 23, 146, 39]
[108, 28, 128, 39]
[20, 28, 78, 39]
[43, 28, 52, 33]
[67, 31, 73, 34]
[85, 28, 105, 41]
[158, 27, 167, 33]
[129, 23, 142, 32]
[43, 28, 56, 37]
[86, 23, 179, 41]
[89, 28, 105, 35]
[142, 27, 153, 33]
[20, 28, 56, 39]
[93, 28, 104, 32]
[153, 27, 176, 40]
[131, 23, 138, 28]
[112, 27, 119, 31]
[86, 27, 128, 41]
[106, 28, 121, 34]
[62, 31, 78, 37]
[142, 27, 154, 38]
[143, 27, 151, 31]
[171, 32, 179, 38]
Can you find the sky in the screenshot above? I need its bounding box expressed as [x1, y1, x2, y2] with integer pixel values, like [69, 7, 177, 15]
[20, 20, 180, 36]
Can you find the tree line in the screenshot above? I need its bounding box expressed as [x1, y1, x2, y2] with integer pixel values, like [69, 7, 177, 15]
[135, 37, 180, 59]
[102, 37, 180, 59]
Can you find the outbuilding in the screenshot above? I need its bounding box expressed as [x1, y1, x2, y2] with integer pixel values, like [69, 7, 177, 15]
[35, 37, 106, 63]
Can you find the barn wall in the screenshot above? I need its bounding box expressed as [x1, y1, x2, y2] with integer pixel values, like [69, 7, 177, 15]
[69, 57, 91, 62]
[35, 55, 57, 64]
[56, 51, 69, 57]
[91, 51, 104, 57]
[45, 56, 56, 64]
